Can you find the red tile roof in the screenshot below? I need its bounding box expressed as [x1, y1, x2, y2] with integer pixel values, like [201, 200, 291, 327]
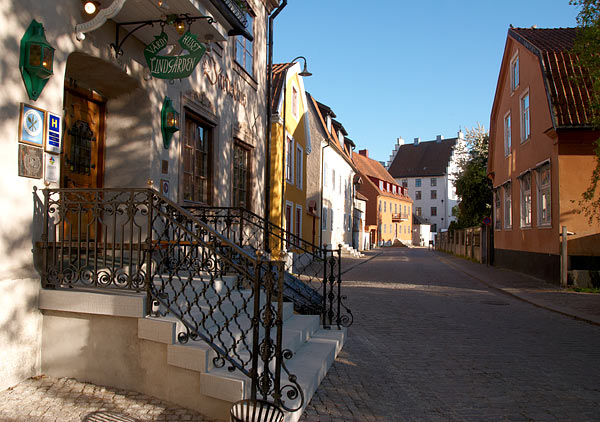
[353, 152, 411, 201]
[306, 92, 358, 171]
[271, 63, 294, 114]
[509, 28, 595, 128]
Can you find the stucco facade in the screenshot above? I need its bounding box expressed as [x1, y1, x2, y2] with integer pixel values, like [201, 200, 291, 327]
[0, 0, 275, 390]
[269, 62, 311, 251]
[488, 27, 600, 282]
[387, 134, 465, 234]
[354, 150, 413, 246]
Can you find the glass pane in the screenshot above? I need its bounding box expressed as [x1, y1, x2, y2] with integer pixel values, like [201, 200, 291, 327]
[42, 47, 52, 70]
[246, 51, 253, 75]
[29, 44, 41, 66]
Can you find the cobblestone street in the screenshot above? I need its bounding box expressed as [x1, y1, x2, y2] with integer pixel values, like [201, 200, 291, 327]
[301, 248, 600, 421]
[2, 248, 600, 421]
[0, 376, 215, 422]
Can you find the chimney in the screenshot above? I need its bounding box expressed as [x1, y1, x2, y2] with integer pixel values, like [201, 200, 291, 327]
[458, 130, 464, 139]
[397, 137, 404, 146]
[436, 135, 444, 142]
[359, 149, 368, 157]
[413, 137, 420, 146]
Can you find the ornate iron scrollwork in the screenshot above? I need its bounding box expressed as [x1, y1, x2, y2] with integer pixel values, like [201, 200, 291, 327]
[66, 120, 95, 175]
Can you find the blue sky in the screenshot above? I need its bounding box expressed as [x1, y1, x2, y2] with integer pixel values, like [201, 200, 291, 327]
[273, 0, 579, 163]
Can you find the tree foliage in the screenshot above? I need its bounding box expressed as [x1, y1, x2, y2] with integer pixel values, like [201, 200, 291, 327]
[571, 0, 600, 223]
[451, 124, 492, 229]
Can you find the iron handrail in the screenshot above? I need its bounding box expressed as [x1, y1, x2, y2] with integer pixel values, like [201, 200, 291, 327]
[40, 188, 303, 411]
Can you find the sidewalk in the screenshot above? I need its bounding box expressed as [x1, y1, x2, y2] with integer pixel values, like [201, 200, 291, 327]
[432, 249, 600, 326]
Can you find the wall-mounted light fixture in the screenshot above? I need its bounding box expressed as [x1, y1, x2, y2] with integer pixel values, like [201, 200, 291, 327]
[82, 0, 101, 15]
[19, 20, 54, 101]
[161, 97, 179, 149]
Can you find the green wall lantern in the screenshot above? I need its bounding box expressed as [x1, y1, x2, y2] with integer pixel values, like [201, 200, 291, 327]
[161, 97, 179, 149]
[19, 20, 55, 101]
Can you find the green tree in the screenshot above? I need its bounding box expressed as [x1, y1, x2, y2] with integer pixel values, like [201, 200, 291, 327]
[571, 0, 600, 223]
[452, 124, 492, 229]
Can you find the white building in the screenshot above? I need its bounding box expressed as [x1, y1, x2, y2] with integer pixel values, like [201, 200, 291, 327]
[386, 132, 465, 234]
[306, 93, 362, 254]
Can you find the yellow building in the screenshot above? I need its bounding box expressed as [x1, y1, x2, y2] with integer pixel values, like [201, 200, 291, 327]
[269, 62, 312, 252]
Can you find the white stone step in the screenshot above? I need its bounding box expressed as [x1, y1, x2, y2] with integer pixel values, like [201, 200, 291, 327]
[199, 325, 346, 421]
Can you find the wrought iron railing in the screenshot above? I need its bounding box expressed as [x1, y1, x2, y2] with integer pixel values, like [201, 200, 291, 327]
[185, 206, 353, 329]
[39, 188, 302, 411]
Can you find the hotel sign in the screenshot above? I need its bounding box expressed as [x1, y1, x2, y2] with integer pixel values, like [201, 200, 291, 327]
[144, 31, 206, 79]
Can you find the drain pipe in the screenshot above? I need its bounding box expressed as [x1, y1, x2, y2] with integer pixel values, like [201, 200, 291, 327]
[264, 0, 287, 253]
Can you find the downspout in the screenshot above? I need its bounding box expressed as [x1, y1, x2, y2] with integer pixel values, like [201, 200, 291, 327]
[264, 0, 287, 253]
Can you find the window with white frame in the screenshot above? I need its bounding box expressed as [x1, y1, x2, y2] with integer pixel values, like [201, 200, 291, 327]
[520, 91, 530, 142]
[332, 169, 336, 190]
[415, 207, 422, 216]
[520, 173, 532, 227]
[504, 182, 512, 229]
[392, 185, 396, 194]
[291, 85, 299, 120]
[415, 190, 421, 200]
[504, 112, 511, 156]
[296, 144, 303, 189]
[431, 190, 437, 200]
[431, 207, 437, 216]
[402, 179, 408, 188]
[536, 163, 551, 226]
[494, 189, 501, 230]
[234, 12, 254, 76]
[431, 178, 437, 187]
[510, 54, 519, 91]
[322, 206, 328, 230]
[285, 136, 294, 183]
[415, 179, 421, 187]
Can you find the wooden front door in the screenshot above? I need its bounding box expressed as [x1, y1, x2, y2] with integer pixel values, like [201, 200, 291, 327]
[62, 87, 105, 189]
[61, 86, 105, 240]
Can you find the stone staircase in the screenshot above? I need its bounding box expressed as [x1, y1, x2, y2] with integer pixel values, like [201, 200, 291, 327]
[338, 242, 364, 258]
[40, 271, 345, 422]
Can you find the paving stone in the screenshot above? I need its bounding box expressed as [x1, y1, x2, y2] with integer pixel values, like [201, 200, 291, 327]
[299, 248, 600, 421]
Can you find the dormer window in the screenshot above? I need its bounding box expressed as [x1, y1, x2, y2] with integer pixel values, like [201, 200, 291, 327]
[326, 115, 332, 133]
[338, 130, 343, 143]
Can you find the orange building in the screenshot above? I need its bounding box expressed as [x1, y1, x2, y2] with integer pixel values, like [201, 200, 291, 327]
[353, 150, 413, 246]
[488, 27, 600, 283]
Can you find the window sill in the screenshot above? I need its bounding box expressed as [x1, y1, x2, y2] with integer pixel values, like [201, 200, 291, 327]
[520, 137, 531, 145]
[520, 225, 532, 230]
[537, 223, 552, 229]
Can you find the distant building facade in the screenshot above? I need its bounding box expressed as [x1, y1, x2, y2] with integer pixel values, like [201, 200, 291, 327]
[387, 133, 465, 234]
[354, 150, 413, 246]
